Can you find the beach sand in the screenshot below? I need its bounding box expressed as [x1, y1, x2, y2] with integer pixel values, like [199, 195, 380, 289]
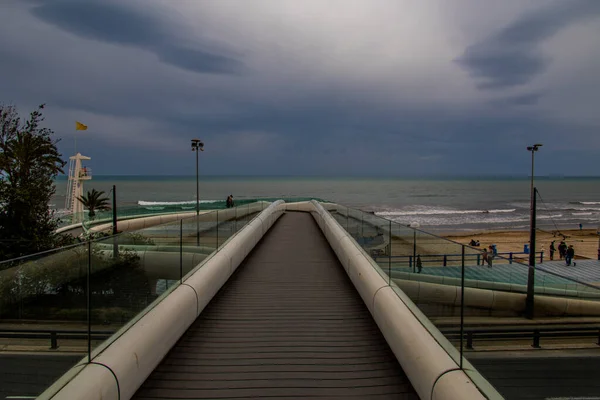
[446, 228, 599, 260]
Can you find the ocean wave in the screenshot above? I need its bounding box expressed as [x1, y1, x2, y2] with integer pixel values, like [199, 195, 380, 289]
[376, 208, 516, 217]
[138, 200, 221, 206]
[570, 201, 600, 205]
[572, 212, 593, 216]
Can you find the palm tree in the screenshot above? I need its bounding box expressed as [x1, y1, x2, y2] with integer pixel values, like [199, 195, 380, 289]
[77, 189, 110, 219]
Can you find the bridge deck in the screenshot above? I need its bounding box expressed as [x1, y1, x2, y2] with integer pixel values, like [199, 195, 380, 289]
[133, 211, 417, 399]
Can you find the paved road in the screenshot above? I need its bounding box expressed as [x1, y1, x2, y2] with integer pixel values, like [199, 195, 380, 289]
[0, 353, 81, 399]
[469, 352, 600, 400]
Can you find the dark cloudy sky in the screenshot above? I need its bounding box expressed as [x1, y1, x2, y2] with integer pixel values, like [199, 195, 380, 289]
[1, 0, 599, 176]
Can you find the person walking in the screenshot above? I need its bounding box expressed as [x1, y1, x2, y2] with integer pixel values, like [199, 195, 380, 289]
[487, 245, 494, 268]
[565, 245, 575, 266]
[558, 241, 567, 260]
[482, 247, 489, 266]
[549, 240, 556, 260]
[416, 255, 422, 273]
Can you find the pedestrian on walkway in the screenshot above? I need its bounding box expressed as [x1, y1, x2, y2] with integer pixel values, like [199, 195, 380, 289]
[566, 245, 575, 266]
[549, 240, 556, 260]
[416, 254, 422, 273]
[487, 246, 494, 268]
[558, 241, 567, 259]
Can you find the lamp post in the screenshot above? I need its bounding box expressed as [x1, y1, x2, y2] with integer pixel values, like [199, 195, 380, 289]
[525, 143, 542, 319]
[191, 139, 204, 246]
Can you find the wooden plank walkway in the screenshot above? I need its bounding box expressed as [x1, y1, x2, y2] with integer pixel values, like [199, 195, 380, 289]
[133, 212, 417, 399]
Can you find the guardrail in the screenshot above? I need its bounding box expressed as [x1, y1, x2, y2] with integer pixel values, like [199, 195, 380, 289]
[374, 251, 545, 267]
[440, 325, 600, 349]
[0, 329, 115, 349]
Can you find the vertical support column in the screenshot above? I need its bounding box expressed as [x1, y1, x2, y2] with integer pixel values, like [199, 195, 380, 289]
[180, 219, 183, 283]
[460, 244, 465, 370]
[388, 220, 392, 285]
[112, 185, 118, 259]
[412, 230, 416, 273]
[87, 240, 92, 363]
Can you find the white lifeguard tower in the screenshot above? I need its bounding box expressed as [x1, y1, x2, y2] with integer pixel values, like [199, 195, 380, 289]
[65, 153, 92, 223]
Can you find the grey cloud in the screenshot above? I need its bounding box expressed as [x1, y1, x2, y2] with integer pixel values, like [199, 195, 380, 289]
[457, 0, 600, 89]
[490, 92, 543, 107]
[30, 1, 243, 74]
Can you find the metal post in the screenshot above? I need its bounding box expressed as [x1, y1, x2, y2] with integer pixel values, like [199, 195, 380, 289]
[532, 329, 541, 348]
[112, 185, 117, 235]
[50, 332, 58, 350]
[460, 245, 465, 369]
[412, 230, 416, 273]
[388, 220, 392, 285]
[180, 219, 183, 283]
[87, 240, 92, 363]
[526, 188, 537, 319]
[525, 143, 542, 320]
[216, 210, 219, 250]
[597, 225, 600, 261]
[112, 185, 118, 259]
[196, 147, 199, 247]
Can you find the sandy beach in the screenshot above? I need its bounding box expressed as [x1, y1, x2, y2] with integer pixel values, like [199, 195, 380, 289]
[446, 228, 599, 260]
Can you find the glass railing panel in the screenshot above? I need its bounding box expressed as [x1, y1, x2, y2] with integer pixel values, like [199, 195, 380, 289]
[89, 234, 170, 354]
[200, 211, 219, 255]
[388, 222, 415, 282]
[0, 242, 90, 399]
[7, 200, 275, 398]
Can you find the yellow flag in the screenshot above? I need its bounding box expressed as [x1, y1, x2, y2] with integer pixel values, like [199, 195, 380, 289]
[75, 121, 88, 131]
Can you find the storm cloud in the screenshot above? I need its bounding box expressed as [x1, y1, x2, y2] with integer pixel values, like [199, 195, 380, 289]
[0, 0, 599, 176]
[457, 0, 600, 89]
[30, 0, 243, 74]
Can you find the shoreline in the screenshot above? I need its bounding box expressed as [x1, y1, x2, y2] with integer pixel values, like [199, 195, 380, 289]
[445, 228, 599, 260]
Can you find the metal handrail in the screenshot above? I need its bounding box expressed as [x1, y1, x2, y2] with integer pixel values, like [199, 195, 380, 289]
[0, 329, 115, 349]
[439, 325, 600, 349]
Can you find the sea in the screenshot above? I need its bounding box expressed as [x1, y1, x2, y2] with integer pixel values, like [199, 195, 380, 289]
[52, 176, 600, 235]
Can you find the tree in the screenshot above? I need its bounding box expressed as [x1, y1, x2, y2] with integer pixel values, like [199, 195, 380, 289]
[77, 188, 110, 219]
[0, 104, 67, 260]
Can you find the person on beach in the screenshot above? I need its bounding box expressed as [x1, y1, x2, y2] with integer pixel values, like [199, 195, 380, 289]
[566, 245, 575, 266]
[549, 240, 556, 260]
[226, 195, 233, 208]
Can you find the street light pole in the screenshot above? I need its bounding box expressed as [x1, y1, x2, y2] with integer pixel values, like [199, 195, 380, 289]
[525, 143, 542, 319]
[191, 139, 204, 246]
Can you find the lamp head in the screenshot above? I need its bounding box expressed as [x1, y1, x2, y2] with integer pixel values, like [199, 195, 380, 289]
[191, 139, 204, 151]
